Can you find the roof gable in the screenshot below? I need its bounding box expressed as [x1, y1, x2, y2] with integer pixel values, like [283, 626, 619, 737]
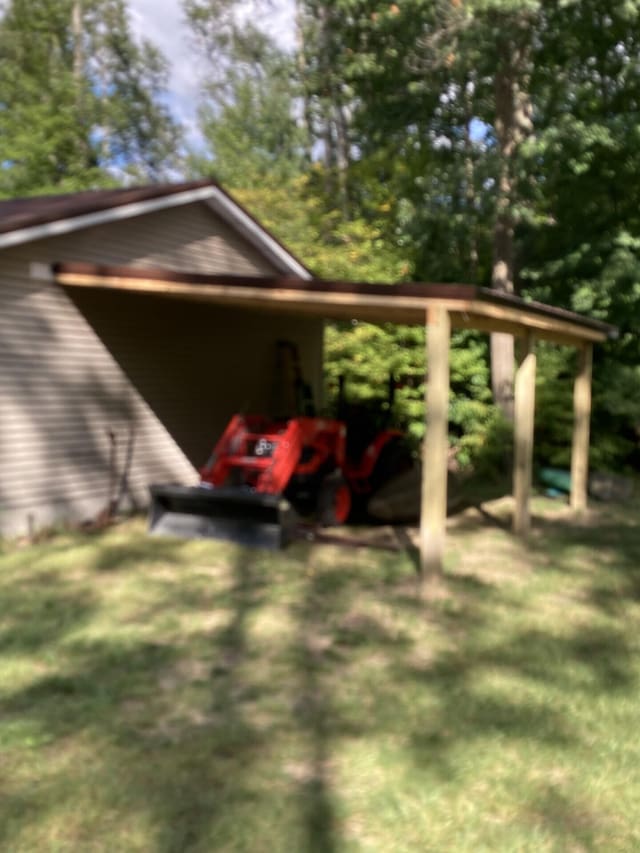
[0, 180, 312, 279]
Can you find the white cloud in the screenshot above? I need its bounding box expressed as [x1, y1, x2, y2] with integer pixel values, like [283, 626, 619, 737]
[127, 0, 296, 154]
[128, 0, 204, 150]
[258, 0, 297, 49]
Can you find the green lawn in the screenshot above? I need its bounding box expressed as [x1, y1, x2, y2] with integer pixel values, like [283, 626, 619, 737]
[1, 497, 639, 852]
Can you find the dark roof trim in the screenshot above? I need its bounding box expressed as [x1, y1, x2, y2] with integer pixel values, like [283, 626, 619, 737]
[207, 183, 313, 278]
[0, 180, 313, 278]
[0, 180, 213, 234]
[53, 261, 617, 340]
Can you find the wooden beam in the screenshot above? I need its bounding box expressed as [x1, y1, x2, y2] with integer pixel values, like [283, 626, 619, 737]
[570, 343, 593, 512]
[56, 270, 465, 316]
[56, 271, 610, 345]
[465, 300, 607, 344]
[450, 311, 597, 348]
[513, 332, 537, 536]
[420, 306, 451, 574]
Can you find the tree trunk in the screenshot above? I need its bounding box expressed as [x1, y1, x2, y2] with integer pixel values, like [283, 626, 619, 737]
[333, 100, 350, 219]
[295, 2, 315, 165]
[72, 0, 83, 83]
[490, 53, 532, 420]
[463, 79, 479, 283]
[316, 2, 350, 216]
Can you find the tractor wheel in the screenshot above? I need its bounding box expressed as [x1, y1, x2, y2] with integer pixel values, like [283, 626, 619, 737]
[318, 474, 352, 526]
[370, 437, 414, 492]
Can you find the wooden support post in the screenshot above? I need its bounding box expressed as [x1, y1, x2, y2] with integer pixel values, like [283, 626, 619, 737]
[513, 332, 536, 536]
[420, 306, 451, 574]
[570, 343, 593, 512]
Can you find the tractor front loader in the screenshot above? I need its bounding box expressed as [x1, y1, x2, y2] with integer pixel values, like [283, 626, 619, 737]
[148, 408, 414, 548]
[149, 414, 351, 548]
[149, 340, 416, 548]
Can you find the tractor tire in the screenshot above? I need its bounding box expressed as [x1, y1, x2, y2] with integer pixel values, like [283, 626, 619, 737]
[318, 474, 352, 526]
[370, 436, 415, 493]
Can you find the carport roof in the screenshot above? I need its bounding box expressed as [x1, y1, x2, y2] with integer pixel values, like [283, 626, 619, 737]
[54, 261, 617, 347]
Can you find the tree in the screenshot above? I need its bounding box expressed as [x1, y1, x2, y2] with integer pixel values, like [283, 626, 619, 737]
[87, 0, 182, 180]
[318, 0, 543, 417]
[185, 0, 640, 471]
[519, 0, 640, 468]
[184, 0, 498, 456]
[183, 0, 309, 186]
[0, 0, 180, 196]
[297, 1, 353, 217]
[187, 42, 306, 187]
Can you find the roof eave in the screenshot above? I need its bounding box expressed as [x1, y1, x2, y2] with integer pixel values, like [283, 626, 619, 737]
[52, 262, 616, 346]
[0, 182, 311, 279]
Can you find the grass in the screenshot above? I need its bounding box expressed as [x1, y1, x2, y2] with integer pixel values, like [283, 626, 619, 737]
[1, 496, 640, 852]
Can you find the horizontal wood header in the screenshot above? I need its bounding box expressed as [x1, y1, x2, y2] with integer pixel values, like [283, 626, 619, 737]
[53, 262, 616, 346]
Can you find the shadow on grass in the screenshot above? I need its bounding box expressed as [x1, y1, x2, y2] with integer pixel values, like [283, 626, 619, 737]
[2, 639, 177, 738]
[527, 783, 602, 850]
[150, 549, 270, 851]
[531, 513, 640, 589]
[93, 536, 196, 572]
[1, 502, 638, 849]
[403, 617, 634, 780]
[0, 582, 95, 653]
[0, 542, 273, 849]
[292, 562, 341, 853]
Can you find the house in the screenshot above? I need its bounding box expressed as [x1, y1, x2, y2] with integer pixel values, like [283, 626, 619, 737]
[0, 180, 323, 537]
[0, 178, 615, 571]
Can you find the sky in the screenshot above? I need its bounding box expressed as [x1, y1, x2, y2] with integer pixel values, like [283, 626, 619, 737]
[127, 0, 295, 152]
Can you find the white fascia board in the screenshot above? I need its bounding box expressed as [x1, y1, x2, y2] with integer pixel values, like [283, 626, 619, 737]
[0, 184, 312, 280]
[0, 186, 220, 250]
[205, 189, 312, 280]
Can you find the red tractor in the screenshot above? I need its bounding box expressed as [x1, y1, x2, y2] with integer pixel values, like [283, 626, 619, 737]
[149, 412, 412, 548]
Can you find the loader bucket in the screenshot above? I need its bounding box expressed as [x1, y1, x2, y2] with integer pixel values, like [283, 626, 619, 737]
[148, 484, 297, 549]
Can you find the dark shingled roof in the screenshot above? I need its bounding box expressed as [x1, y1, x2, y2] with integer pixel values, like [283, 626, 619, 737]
[0, 180, 215, 235]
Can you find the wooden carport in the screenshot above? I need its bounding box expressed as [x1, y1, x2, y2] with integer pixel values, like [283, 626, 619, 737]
[54, 262, 616, 572]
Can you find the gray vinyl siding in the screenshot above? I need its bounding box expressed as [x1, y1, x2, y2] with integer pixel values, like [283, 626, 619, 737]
[0, 201, 322, 537]
[55, 202, 277, 274]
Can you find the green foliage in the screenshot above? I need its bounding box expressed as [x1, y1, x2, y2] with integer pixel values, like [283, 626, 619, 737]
[186, 38, 306, 187]
[294, 0, 640, 471]
[230, 172, 411, 281]
[3, 0, 639, 474]
[533, 346, 576, 470]
[515, 0, 640, 469]
[533, 344, 640, 474]
[590, 359, 640, 472]
[324, 320, 426, 440]
[448, 333, 497, 467]
[0, 0, 180, 197]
